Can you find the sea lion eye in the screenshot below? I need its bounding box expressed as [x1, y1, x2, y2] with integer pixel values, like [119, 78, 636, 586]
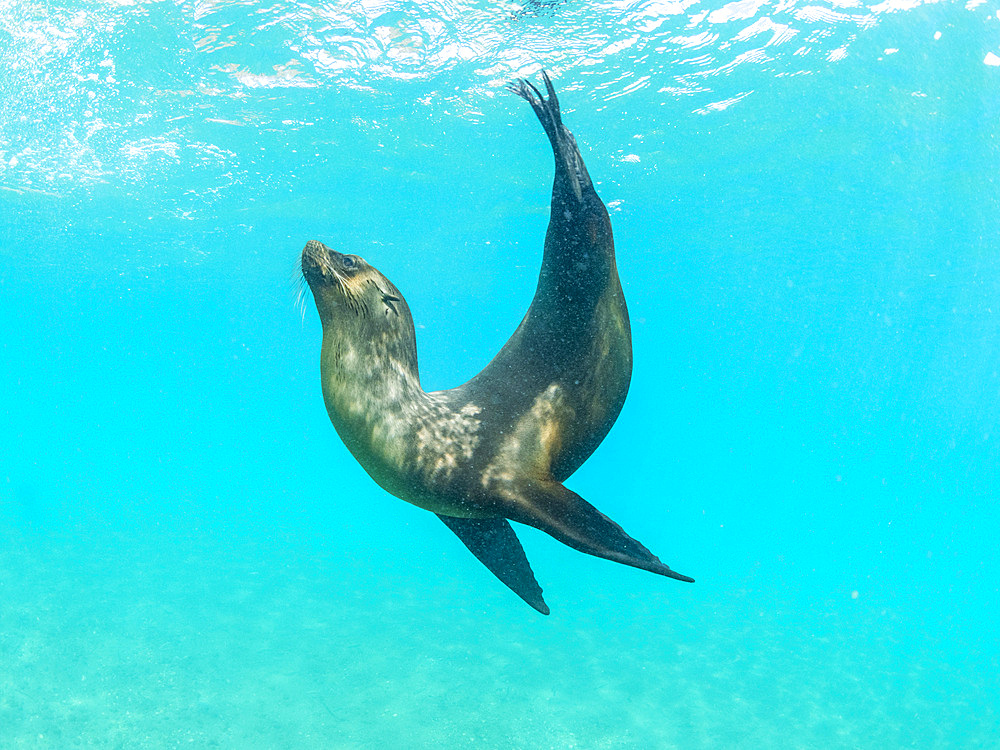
[342, 256, 357, 269]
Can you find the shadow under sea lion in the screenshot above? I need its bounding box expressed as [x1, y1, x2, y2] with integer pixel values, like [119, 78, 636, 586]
[302, 72, 693, 614]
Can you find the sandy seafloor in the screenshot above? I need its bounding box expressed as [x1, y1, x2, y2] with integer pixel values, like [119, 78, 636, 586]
[3, 0, 1000, 747]
[2, 521, 997, 749]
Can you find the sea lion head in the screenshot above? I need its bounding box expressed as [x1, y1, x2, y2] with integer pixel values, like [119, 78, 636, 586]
[301, 240, 416, 362]
[301, 240, 409, 322]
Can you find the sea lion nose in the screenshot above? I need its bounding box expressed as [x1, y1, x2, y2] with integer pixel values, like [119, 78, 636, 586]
[301, 240, 328, 279]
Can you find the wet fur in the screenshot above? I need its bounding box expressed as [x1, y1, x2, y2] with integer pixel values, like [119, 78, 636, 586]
[302, 73, 692, 613]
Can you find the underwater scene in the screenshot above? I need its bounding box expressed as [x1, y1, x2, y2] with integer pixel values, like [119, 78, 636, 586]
[2, 0, 999, 746]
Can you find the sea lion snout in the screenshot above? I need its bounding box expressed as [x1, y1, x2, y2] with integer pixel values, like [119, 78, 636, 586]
[302, 240, 365, 285]
[302, 240, 351, 285]
[301, 240, 329, 282]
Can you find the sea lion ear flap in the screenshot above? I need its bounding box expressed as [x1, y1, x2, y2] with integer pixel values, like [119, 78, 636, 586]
[372, 281, 402, 316]
[437, 514, 549, 615]
[381, 291, 401, 316]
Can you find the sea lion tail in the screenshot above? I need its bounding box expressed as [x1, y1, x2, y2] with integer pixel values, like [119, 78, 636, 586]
[508, 481, 695, 584]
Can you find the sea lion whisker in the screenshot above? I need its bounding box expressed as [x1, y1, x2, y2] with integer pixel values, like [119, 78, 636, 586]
[295, 284, 308, 324]
[290, 264, 311, 324]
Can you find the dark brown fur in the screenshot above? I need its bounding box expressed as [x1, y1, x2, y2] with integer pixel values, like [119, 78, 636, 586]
[303, 73, 692, 614]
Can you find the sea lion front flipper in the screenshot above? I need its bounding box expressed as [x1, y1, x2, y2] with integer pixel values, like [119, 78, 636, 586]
[508, 482, 695, 584]
[437, 514, 550, 615]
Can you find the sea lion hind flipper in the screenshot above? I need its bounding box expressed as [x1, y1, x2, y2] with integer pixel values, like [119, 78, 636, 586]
[509, 482, 695, 584]
[508, 70, 592, 202]
[437, 514, 550, 615]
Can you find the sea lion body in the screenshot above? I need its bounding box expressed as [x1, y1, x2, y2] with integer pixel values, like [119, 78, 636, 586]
[303, 73, 691, 613]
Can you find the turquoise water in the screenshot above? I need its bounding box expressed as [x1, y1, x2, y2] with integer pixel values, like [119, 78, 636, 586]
[2, 0, 999, 746]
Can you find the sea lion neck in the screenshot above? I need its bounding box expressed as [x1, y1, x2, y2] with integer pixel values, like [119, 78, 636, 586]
[316, 273, 423, 412]
[316, 287, 434, 501]
[319, 321, 421, 397]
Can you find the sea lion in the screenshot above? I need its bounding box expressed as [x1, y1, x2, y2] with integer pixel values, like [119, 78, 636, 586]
[301, 72, 693, 614]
